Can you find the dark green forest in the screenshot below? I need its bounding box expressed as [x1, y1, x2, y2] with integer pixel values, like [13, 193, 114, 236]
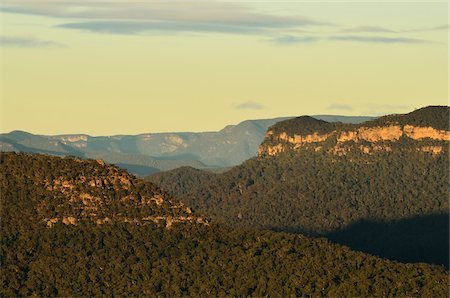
[1, 152, 449, 296]
[149, 148, 448, 233]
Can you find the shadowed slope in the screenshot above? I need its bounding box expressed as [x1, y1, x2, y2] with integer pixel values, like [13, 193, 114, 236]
[326, 213, 449, 268]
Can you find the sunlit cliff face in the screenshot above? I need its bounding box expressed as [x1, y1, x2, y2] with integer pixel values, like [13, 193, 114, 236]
[258, 125, 450, 157]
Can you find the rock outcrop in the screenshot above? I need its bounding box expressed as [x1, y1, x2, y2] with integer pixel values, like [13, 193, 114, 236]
[1, 152, 208, 229]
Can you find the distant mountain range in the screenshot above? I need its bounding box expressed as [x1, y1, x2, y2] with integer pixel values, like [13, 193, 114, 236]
[0, 115, 373, 175]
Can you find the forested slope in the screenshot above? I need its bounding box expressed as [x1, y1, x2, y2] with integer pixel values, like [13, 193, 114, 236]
[1, 152, 448, 296]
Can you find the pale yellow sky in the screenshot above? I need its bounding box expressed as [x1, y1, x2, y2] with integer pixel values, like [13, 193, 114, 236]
[0, 1, 448, 135]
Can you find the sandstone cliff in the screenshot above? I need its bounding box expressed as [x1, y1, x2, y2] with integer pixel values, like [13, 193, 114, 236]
[258, 106, 449, 157]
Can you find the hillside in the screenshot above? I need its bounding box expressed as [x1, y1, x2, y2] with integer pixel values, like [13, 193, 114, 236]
[1, 152, 448, 296]
[0, 152, 206, 229]
[0, 115, 372, 175]
[148, 106, 450, 267]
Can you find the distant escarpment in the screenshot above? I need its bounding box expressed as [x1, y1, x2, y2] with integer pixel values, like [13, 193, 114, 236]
[258, 106, 449, 157]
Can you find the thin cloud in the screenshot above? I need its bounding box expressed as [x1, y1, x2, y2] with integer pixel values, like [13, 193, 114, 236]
[329, 35, 435, 44]
[268, 34, 436, 45]
[2, 1, 443, 42]
[327, 103, 353, 111]
[341, 24, 449, 34]
[0, 36, 65, 48]
[404, 24, 450, 33]
[0, 2, 315, 25]
[1, 1, 331, 36]
[268, 35, 320, 45]
[235, 101, 264, 110]
[59, 21, 264, 35]
[341, 26, 397, 33]
[429, 24, 450, 30]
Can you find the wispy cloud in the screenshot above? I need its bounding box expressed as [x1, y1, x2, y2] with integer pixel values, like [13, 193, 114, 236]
[341, 26, 397, 33]
[329, 35, 435, 44]
[341, 24, 449, 34]
[327, 103, 353, 111]
[58, 21, 264, 35]
[0, 36, 65, 48]
[235, 101, 264, 110]
[1, 1, 330, 36]
[2, 1, 444, 44]
[0, 2, 319, 26]
[404, 24, 450, 33]
[268, 34, 436, 45]
[268, 35, 320, 45]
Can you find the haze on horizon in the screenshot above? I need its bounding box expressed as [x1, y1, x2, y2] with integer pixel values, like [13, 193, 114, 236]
[0, 0, 448, 135]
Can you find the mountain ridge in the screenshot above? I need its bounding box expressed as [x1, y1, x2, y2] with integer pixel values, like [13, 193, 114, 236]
[0, 115, 373, 175]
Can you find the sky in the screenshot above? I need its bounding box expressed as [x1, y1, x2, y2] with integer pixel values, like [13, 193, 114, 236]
[0, 0, 448, 135]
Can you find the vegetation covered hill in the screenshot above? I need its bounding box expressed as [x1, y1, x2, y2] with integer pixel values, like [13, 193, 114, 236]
[367, 106, 450, 130]
[258, 106, 449, 156]
[1, 152, 448, 296]
[148, 106, 450, 267]
[266, 116, 345, 136]
[0, 152, 204, 229]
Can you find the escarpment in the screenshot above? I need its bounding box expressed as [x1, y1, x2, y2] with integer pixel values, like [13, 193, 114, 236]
[259, 106, 450, 157]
